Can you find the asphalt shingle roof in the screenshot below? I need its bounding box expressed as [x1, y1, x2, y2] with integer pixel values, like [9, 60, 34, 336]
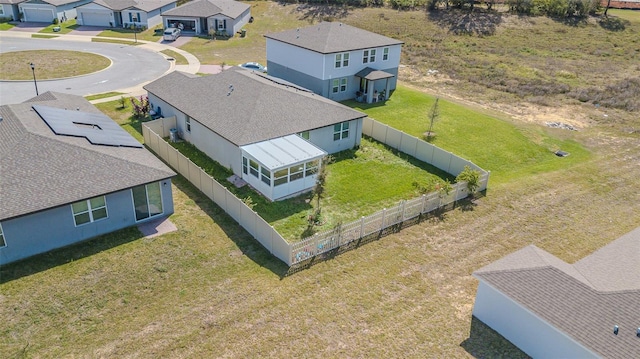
[143, 68, 366, 146]
[90, 0, 175, 12]
[161, 0, 248, 19]
[264, 21, 404, 54]
[474, 227, 640, 358]
[0, 92, 175, 221]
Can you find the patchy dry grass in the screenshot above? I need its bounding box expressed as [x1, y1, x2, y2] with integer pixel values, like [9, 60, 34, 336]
[0, 50, 110, 80]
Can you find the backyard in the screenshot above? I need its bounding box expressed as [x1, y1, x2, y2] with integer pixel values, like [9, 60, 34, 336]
[2, 4, 640, 358]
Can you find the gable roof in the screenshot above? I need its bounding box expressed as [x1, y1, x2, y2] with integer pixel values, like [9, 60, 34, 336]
[0, 92, 176, 221]
[474, 227, 640, 358]
[0, 0, 25, 5]
[144, 68, 366, 146]
[161, 0, 249, 19]
[264, 22, 404, 54]
[23, 0, 87, 6]
[87, 0, 175, 12]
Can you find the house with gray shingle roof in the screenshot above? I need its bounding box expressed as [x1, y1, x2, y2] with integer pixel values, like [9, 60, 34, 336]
[265, 22, 404, 104]
[472, 227, 640, 358]
[143, 67, 366, 201]
[19, 0, 92, 23]
[0, 0, 25, 22]
[76, 0, 177, 28]
[0, 92, 176, 265]
[160, 0, 250, 36]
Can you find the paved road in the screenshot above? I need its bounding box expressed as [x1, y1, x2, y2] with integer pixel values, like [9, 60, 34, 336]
[0, 34, 173, 105]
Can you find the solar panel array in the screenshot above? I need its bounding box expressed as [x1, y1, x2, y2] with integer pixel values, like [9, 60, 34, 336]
[33, 105, 143, 148]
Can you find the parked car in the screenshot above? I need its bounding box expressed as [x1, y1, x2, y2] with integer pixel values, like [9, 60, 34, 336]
[163, 28, 181, 41]
[239, 62, 267, 73]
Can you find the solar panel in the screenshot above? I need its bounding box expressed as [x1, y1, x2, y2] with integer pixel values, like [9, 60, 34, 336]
[33, 105, 143, 148]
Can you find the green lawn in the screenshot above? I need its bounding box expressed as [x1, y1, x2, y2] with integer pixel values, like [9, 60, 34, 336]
[160, 49, 188, 65]
[38, 19, 78, 34]
[0, 50, 111, 80]
[0, 22, 14, 31]
[98, 25, 164, 43]
[85, 92, 125, 101]
[347, 86, 591, 184]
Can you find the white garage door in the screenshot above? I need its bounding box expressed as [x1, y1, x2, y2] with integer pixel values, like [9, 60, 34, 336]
[81, 11, 111, 27]
[24, 8, 55, 23]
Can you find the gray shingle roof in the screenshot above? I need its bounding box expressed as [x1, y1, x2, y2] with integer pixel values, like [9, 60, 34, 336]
[90, 0, 175, 12]
[33, 0, 87, 6]
[264, 22, 404, 54]
[143, 68, 366, 146]
[0, 0, 25, 5]
[161, 0, 249, 19]
[474, 227, 640, 358]
[0, 92, 176, 221]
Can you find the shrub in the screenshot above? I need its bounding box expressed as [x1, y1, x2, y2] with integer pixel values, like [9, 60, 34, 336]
[130, 96, 150, 119]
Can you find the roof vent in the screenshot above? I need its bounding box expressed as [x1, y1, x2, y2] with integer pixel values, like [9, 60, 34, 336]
[614, 325, 619, 335]
[637, 328, 640, 337]
[227, 84, 234, 96]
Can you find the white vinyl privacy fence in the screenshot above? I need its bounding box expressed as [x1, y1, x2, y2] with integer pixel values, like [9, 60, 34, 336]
[143, 117, 489, 266]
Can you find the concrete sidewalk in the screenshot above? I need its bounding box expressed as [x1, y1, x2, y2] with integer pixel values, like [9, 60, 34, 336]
[0, 30, 201, 104]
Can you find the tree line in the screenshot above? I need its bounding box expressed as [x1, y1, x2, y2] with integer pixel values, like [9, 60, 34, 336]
[279, 0, 603, 18]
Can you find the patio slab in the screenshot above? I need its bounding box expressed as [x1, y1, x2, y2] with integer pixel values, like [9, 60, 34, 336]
[137, 216, 177, 239]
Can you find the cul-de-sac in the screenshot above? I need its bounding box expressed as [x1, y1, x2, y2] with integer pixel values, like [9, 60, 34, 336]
[1, 1, 638, 357]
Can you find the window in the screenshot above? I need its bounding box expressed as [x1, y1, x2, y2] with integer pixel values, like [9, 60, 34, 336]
[300, 131, 310, 140]
[218, 20, 224, 30]
[132, 182, 163, 221]
[72, 196, 108, 226]
[383, 47, 389, 61]
[0, 223, 6, 248]
[0, 8, 4, 16]
[289, 164, 304, 181]
[249, 159, 259, 178]
[261, 167, 271, 186]
[333, 122, 350, 141]
[242, 157, 248, 175]
[186, 117, 191, 132]
[274, 168, 289, 186]
[363, 50, 369, 64]
[334, 52, 349, 68]
[332, 78, 348, 94]
[305, 160, 319, 177]
[369, 49, 376, 62]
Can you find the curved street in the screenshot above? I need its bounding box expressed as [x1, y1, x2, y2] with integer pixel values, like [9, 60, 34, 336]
[0, 31, 200, 105]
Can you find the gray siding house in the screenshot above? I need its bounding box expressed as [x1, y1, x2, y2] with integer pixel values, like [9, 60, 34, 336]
[160, 0, 250, 36]
[144, 68, 366, 201]
[473, 227, 640, 358]
[76, 0, 177, 28]
[0, 0, 23, 21]
[19, 0, 92, 23]
[265, 22, 404, 104]
[0, 92, 176, 265]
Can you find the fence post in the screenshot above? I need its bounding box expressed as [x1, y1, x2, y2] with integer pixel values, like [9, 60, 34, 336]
[360, 216, 365, 238]
[421, 194, 427, 214]
[381, 208, 386, 229]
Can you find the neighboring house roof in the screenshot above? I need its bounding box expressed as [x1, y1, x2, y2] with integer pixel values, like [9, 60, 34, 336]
[474, 227, 640, 358]
[161, 0, 249, 19]
[0, 0, 25, 5]
[264, 21, 404, 54]
[22, 0, 87, 6]
[86, 0, 175, 12]
[143, 68, 366, 146]
[0, 91, 176, 221]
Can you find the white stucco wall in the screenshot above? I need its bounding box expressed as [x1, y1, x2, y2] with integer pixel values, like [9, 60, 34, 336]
[472, 280, 598, 359]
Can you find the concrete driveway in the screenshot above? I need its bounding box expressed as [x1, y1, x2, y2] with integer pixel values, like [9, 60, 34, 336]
[69, 25, 105, 36]
[160, 34, 193, 47]
[9, 22, 48, 32]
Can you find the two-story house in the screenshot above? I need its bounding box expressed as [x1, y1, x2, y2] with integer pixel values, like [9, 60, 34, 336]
[265, 22, 403, 104]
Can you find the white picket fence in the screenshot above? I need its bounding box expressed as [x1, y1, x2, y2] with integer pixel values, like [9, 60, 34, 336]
[142, 117, 489, 266]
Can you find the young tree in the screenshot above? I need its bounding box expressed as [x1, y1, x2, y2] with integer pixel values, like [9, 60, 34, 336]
[426, 97, 440, 140]
[130, 96, 150, 119]
[456, 165, 481, 196]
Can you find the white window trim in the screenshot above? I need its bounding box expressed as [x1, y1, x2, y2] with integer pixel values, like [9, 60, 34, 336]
[186, 116, 192, 132]
[131, 182, 164, 222]
[333, 121, 350, 141]
[0, 222, 6, 248]
[332, 77, 348, 94]
[383, 47, 389, 61]
[335, 52, 349, 68]
[72, 196, 108, 227]
[363, 50, 369, 64]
